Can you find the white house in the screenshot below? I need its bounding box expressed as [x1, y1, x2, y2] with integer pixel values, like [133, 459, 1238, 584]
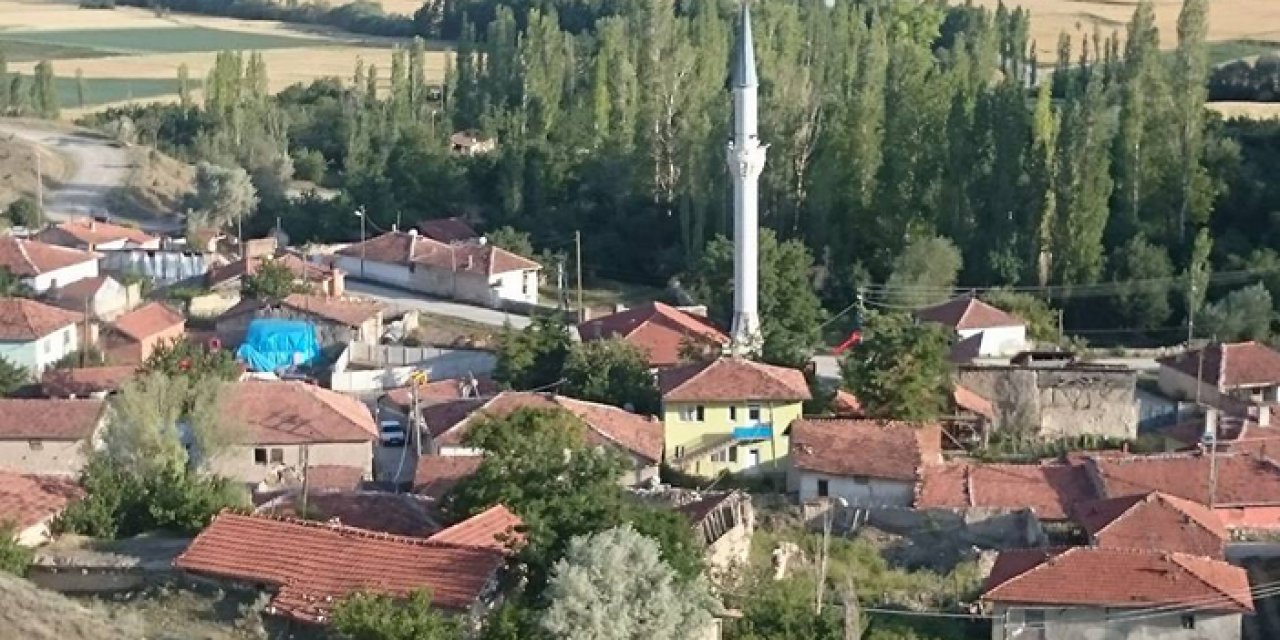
[334, 230, 540, 308]
[0, 297, 83, 376]
[914, 295, 1027, 358]
[788, 418, 942, 507]
[0, 236, 99, 293]
[35, 218, 160, 251]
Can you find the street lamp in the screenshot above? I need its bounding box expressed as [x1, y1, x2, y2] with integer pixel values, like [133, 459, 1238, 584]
[354, 206, 366, 278]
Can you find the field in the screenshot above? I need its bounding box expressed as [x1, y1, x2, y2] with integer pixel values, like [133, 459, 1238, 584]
[957, 0, 1280, 63]
[1208, 101, 1280, 120]
[0, 0, 449, 113]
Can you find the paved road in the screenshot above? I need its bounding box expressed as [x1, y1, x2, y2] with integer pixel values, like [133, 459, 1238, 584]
[344, 279, 532, 329]
[0, 121, 181, 233]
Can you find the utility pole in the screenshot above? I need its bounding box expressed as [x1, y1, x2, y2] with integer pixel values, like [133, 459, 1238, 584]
[35, 150, 43, 225]
[841, 579, 861, 640]
[817, 504, 833, 615]
[1187, 283, 1197, 346]
[355, 206, 367, 278]
[299, 443, 311, 518]
[574, 230, 584, 322]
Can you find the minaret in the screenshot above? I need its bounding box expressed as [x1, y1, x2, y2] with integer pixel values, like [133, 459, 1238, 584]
[727, 2, 766, 356]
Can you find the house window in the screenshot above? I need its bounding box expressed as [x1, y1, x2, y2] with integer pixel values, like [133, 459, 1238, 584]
[852, 475, 871, 486]
[28, 440, 42, 451]
[43, 339, 51, 354]
[64, 330, 72, 346]
[729, 406, 737, 421]
[254, 448, 268, 464]
[710, 450, 728, 463]
[1181, 614, 1195, 629]
[1020, 609, 1047, 640]
[817, 479, 829, 497]
[678, 406, 705, 422]
[748, 404, 762, 421]
[728, 447, 737, 463]
[674, 445, 685, 459]
[270, 448, 285, 464]
[522, 275, 529, 295]
[696, 405, 705, 421]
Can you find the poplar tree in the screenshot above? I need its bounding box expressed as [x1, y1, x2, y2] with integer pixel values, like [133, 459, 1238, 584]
[1170, 0, 1212, 242]
[31, 60, 57, 119]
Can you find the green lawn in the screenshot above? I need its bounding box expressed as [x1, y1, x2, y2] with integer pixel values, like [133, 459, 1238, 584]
[1209, 40, 1280, 66]
[0, 26, 324, 56]
[55, 76, 192, 108]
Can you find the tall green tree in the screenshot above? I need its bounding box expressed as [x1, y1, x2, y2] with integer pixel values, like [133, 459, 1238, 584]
[493, 313, 571, 390]
[1053, 70, 1113, 285]
[841, 312, 951, 420]
[0, 355, 27, 396]
[1111, 235, 1174, 330]
[884, 235, 963, 308]
[331, 590, 461, 640]
[1170, 0, 1213, 241]
[31, 60, 58, 119]
[1199, 284, 1273, 342]
[561, 339, 660, 414]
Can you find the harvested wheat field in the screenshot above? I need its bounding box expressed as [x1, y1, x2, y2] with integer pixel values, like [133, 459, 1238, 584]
[329, 0, 426, 17]
[0, 130, 70, 211]
[1208, 101, 1280, 120]
[958, 0, 1280, 63]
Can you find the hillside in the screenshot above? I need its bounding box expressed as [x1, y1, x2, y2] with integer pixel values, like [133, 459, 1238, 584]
[0, 572, 146, 640]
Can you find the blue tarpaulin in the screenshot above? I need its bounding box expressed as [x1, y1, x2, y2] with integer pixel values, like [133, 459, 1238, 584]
[235, 319, 320, 372]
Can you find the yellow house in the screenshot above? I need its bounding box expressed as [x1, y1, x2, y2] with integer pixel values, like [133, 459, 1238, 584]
[657, 357, 811, 478]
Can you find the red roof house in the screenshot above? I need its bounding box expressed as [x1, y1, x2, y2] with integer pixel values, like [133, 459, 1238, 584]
[427, 504, 523, 553]
[0, 471, 82, 545]
[1157, 341, 1280, 409]
[657, 357, 811, 403]
[36, 218, 158, 250]
[103, 302, 186, 364]
[914, 295, 1027, 358]
[174, 512, 506, 624]
[1072, 491, 1229, 558]
[0, 398, 107, 475]
[413, 455, 484, 499]
[916, 461, 1097, 521]
[577, 302, 729, 368]
[789, 419, 942, 506]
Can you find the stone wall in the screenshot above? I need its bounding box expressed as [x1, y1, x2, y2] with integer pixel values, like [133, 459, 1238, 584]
[957, 365, 1138, 440]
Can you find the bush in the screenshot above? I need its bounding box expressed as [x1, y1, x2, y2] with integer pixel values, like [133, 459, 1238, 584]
[0, 523, 33, 576]
[5, 197, 41, 228]
[292, 148, 327, 183]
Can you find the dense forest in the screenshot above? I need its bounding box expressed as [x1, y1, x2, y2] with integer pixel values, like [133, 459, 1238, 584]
[82, 0, 1280, 347]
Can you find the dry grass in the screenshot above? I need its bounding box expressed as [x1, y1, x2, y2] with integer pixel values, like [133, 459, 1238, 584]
[0, 573, 148, 640]
[328, 0, 424, 17]
[0, 132, 71, 211]
[105, 146, 195, 219]
[956, 0, 1280, 63]
[1208, 101, 1280, 120]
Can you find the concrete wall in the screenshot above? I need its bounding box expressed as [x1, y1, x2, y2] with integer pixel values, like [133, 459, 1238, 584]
[956, 366, 1138, 440]
[960, 325, 1026, 357]
[102, 250, 213, 286]
[335, 256, 538, 308]
[821, 505, 1046, 549]
[794, 472, 914, 507]
[207, 441, 373, 486]
[490, 270, 538, 306]
[334, 256, 411, 287]
[1158, 366, 1219, 405]
[331, 366, 418, 392]
[0, 437, 90, 475]
[990, 605, 1240, 640]
[27, 260, 99, 293]
[348, 343, 497, 377]
[662, 401, 802, 478]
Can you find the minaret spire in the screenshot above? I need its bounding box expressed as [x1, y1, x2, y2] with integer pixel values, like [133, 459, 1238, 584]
[727, 1, 766, 356]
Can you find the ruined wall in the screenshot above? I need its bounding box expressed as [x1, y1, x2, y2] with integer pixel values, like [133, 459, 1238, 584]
[956, 366, 1138, 440]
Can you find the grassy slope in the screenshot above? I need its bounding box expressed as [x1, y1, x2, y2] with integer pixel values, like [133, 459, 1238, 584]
[0, 26, 323, 55]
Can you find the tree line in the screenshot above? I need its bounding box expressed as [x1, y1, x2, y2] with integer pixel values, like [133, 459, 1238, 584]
[77, 0, 1280, 347]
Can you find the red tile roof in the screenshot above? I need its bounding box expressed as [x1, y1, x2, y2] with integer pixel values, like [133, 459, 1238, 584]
[0, 297, 82, 340]
[1157, 341, 1280, 389]
[578, 302, 729, 367]
[915, 296, 1024, 330]
[336, 231, 540, 276]
[0, 398, 106, 440]
[38, 218, 156, 247]
[0, 236, 96, 277]
[175, 512, 505, 622]
[952, 384, 994, 419]
[658, 357, 811, 403]
[831, 390, 863, 417]
[427, 504, 523, 553]
[0, 472, 82, 529]
[41, 365, 137, 397]
[1073, 491, 1228, 557]
[301, 465, 367, 492]
[789, 419, 941, 482]
[417, 217, 479, 243]
[383, 377, 497, 412]
[423, 392, 665, 463]
[47, 275, 115, 304]
[219, 294, 385, 328]
[224, 381, 377, 445]
[917, 462, 1097, 520]
[1087, 452, 1280, 507]
[256, 491, 437, 537]
[206, 252, 332, 289]
[982, 547, 1253, 613]
[111, 302, 185, 342]
[413, 455, 484, 499]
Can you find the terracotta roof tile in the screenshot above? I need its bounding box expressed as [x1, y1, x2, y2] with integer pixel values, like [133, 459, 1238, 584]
[41, 366, 137, 397]
[47, 275, 115, 304]
[424, 392, 665, 463]
[982, 547, 1253, 612]
[383, 377, 497, 412]
[917, 462, 1097, 520]
[281, 294, 383, 327]
[224, 381, 377, 444]
[175, 512, 505, 622]
[915, 296, 1024, 330]
[1157, 341, 1280, 389]
[427, 504, 523, 552]
[111, 302, 185, 342]
[658, 357, 811, 403]
[0, 472, 82, 529]
[952, 384, 994, 419]
[301, 465, 367, 492]
[0, 398, 105, 440]
[417, 217, 478, 243]
[38, 218, 156, 247]
[1088, 452, 1280, 507]
[0, 297, 82, 340]
[256, 491, 437, 537]
[413, 455, 484, 499]
[790, 419, 941, 482]
[1072, 491, 1228, 557]
[206, 252, 331, 289]
[0, 236, 96, 277]
[578, 302, 729, 367]
[336, 231, 539, 276]
[831, 390, 863, 417]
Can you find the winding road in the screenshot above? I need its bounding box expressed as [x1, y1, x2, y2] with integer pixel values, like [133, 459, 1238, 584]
[0, 121, 181, 233]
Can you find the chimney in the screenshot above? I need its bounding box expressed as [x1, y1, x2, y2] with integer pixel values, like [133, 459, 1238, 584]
[391, 223, 398, 232]
[1260, 404, 1271, 428]
[89, 219, 96, 231]
[330, 268, 345, 297]
[1203, 408, 1220, 444]
[466, 255, 474, 270]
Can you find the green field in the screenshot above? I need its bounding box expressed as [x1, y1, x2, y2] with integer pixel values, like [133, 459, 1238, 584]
[0, 40, 115, 62]
[0, 26, 324, 56]
[53, 76, 193, 108]
[1209, 40, 1280, 66]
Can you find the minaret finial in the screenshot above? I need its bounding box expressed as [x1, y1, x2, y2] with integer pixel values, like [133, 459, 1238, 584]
[732, 1, 758, 89]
